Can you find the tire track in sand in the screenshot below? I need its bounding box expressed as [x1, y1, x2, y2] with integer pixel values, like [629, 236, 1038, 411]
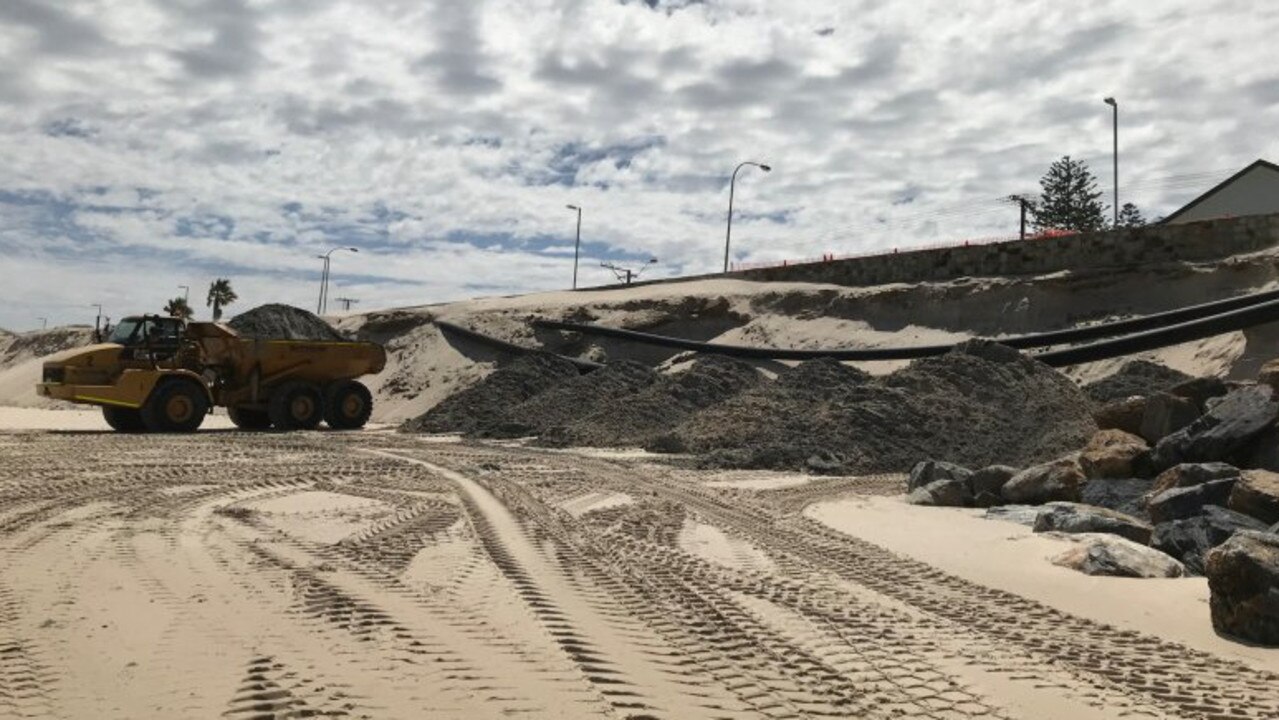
[363, 448, 748, 720]
[0, 583, 56, 720]
[414, 442, 1279, 720]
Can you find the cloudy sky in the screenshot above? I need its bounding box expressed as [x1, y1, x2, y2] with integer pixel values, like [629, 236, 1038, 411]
[1, 0, 1277, 330]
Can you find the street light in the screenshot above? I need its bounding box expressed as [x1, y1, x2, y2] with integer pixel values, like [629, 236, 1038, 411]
[1104, 97, 1118, 226]
[566, 204, 582, 289]
[317, 246, 358, 315]
[724, 161, 771, 273]
[178, 285, 190, 304]
[37, 317, 46, 330]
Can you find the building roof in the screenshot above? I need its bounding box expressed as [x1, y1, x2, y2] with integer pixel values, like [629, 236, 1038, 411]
[1161, 159, 1279, 224]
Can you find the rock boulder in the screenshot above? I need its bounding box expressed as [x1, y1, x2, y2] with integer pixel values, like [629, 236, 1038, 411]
[1139, 392, 1201, 445]
[1259, 358, 1279, 394]
[1094, 396, 1146, 436]
[1151, 505, 1271, 575]
[1151, 385, 1279, 471]
[983, 505, 1041, 527]
[1168, 375, 1228, 410]
[1002, 458, 1085, 505]
[1147, 479, 1236, 524]
[1080, 478, 1151, 517]
[1033, 502, 1153, 544]
[908, 460, 973, 492]
[1052, 533, 1185, 578]
[1229, 469, 1279, 525]
[971, 465, 1017, 497]
[1205, 531, 1279, 646]
[1149, 462, 1240, 496]
[1079, 429, 1148, 479]
[1243, 426, 1279, 472]
[906, 478, 972, 507]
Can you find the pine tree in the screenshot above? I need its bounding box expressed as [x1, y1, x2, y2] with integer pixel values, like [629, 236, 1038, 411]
[1031, 156, 1109, 233]
[1117, 202, 1146, 228]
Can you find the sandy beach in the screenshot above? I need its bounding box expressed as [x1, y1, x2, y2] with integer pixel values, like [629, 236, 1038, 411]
[1, 407, 1276, 719]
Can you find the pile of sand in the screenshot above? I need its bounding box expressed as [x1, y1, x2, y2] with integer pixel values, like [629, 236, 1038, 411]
[677, 341, 1098, 474]
[404, 342, 1097, 474]
[1, 327, 94, 361]
[478, 360, 658, 439]
[228, 304, 345, 341]
[401, 353, 580, 434]
[1082, 360, 1194, 403]
[541, 355, 764, 448]
[0, 326, 96, 409]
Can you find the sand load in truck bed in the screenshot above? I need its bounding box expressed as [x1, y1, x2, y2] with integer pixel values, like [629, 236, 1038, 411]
[227, 304, 346, 341]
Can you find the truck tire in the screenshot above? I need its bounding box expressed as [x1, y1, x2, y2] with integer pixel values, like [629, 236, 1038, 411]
[227, 406, 272, 431]
[102, 406, 147, 433]
[141, 379, 208, 433]
[323, 380, 373, 430]
[268, 381, 323, 431]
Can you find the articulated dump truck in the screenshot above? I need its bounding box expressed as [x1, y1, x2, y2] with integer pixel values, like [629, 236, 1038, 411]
[37, 315, 386, 433]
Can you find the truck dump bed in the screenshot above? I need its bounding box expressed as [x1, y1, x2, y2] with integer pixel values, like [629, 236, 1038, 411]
[188, 322, 386, 387]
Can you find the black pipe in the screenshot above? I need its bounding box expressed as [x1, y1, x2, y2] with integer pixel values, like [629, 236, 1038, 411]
[434, 320, 603, 372]
[534, 287, 1279, 361]
[1000, 286, 1279, 348]
[1037, 296, 1279, 367]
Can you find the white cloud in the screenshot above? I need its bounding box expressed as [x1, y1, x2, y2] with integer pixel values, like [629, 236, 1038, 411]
[1, 0, 1277, 330]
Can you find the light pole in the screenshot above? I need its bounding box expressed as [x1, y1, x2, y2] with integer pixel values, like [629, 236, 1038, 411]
[566, 204, 582, 289]
[1104, 96, 1118, 226]
[317, 247, 358, 315]
[37, 317, 46, 330]
[178, 285, 189, 304]
[724, 161, 771, 273]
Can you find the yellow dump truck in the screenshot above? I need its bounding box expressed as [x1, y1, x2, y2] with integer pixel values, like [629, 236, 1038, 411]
[37, 315, 386, 433]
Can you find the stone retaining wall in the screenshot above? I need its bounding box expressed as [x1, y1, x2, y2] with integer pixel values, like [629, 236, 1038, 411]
[727, 214, 1279, 287]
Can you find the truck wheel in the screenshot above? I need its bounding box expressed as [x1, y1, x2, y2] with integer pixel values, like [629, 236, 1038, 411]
[323, 380, 373, 430]
[227, 406, 272, 431]
[102, 406, 147, 433]
[268, 381, 323, 431]
[141, 380, 208, 433]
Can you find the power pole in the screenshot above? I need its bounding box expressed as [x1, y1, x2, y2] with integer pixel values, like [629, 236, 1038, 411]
[91, 303, 103, 342]
[334, 297, 359, 312]
[601, 259, 658, 286]
[1008, 195, 1032, 240]
[1104, 97, 1119, 227]
[316, 255, 329, 315]
[566, 204, 582, 289]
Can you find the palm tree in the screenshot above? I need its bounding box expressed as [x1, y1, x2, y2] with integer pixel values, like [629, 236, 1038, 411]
[164, 297, 193, 320]
[206, 278, 238, 322]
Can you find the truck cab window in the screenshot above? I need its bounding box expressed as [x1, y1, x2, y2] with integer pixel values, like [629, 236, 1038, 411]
[108, 319, 142, 345]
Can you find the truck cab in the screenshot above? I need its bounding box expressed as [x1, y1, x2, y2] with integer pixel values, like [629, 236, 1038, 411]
[107, 316, 185, 362]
